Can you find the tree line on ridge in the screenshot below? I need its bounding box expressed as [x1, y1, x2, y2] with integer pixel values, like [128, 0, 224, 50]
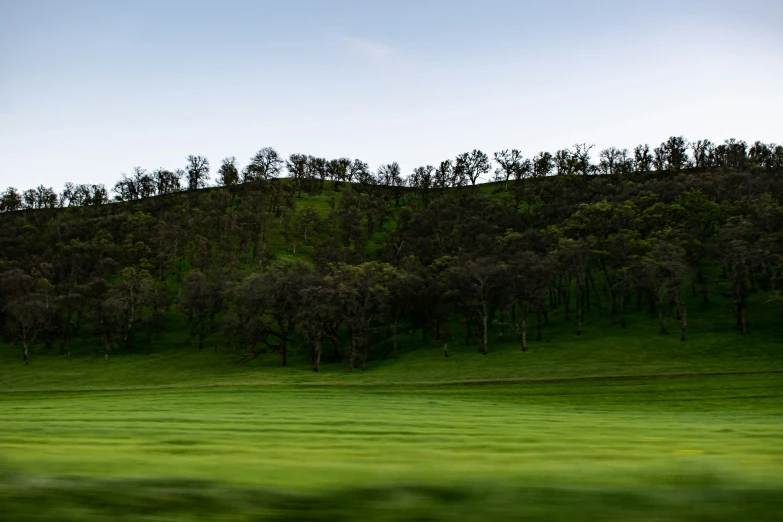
[1, 136, 781, 369]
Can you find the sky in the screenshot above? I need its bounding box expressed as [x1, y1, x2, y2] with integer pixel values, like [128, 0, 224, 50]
[1, 0, 782, 190]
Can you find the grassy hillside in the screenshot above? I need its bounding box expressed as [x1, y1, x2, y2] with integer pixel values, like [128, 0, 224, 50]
[2, 174, 783, 520]
[2, 173, 781, 371]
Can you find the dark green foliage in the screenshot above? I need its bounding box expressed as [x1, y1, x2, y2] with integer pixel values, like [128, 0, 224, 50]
[1, 137, 782, 369]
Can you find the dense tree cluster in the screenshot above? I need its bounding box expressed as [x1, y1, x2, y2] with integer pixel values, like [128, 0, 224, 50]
[1, 136, 782, 369]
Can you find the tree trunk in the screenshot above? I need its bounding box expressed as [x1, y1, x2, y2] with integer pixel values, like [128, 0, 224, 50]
[347, 334, 355, 372]
[536, 313, 542, 342]
[521, 312, 528, 352]
[330, 338, 340, 363]
[576, 273, 583, 336]
[198, 321, 205, 351]
[23, 340, 30, 365]
[619, 291, 626, 329]
[585, 269, 591, 311]
[280, 338, 288, 367]
[481, 308, 489, 355]
[680, 300, 687, 341]
[610, 290, 616, 326]
[739, 302, 747, 335]
[392, 313, 399, 355]
[312, 340, 322, 372]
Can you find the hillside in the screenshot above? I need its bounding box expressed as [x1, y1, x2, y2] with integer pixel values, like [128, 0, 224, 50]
[2, 156, 783, 375]
[2, 168, 783, 519]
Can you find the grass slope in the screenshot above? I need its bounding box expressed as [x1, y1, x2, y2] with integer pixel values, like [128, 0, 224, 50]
[2, 182, 783, 519]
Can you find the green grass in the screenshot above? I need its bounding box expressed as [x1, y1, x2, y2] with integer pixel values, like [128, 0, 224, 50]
[1, 375, 782, 520]
[3, 288, 781, 390]
[3, 376, 783, 486]
[2, 255, 783, 519]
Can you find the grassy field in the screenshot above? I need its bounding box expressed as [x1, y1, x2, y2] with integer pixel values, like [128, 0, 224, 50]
[1, 375, 783, 520]
[3, 375, 783, 486]
[2, 351, 783, 519]
[2, 285, 783, 519]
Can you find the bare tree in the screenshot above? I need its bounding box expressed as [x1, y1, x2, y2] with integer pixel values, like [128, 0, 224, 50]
[634, 144, 653, 172]
[186, 155, 210, 191]
[327, 158, 351, 188]
[22, 185, 57, 209]
[434, 160, 453, 189]
[287, 153, 309, 198]
[532, 152, 554, 178]
[599, 147, 624, 175]
[244, 147, 284, 182]
[494, 149, 525, 190]
[217, 157, 240, 186]
[347, 159, 368, 183]
[572, 143, 595, 177]
[554, 149, 575, 176]
[153, 168, 182, 194]
[691, 140, 713, 170]
[455, 150, 491, 186]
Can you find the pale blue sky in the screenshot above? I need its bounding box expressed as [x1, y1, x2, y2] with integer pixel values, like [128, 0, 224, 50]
[1, 0, 782, 190]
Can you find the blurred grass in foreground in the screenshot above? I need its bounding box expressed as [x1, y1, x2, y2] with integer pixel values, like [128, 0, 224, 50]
[1, 375, 782, 520]
[2, 326, 781, 521]
[2, 473, 783, 521]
